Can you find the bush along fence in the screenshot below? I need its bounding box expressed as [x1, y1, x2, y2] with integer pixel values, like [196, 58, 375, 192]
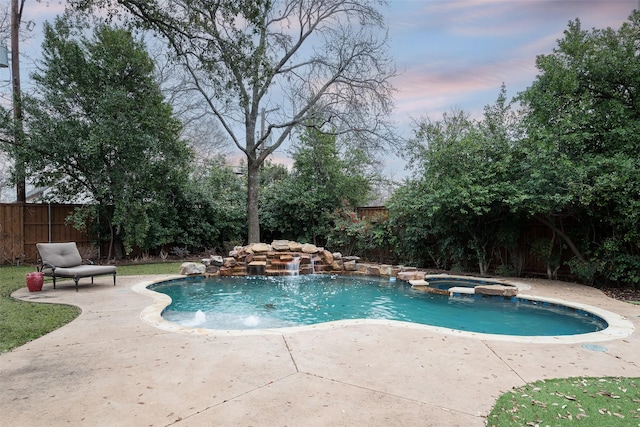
[0, 202, 609, 285]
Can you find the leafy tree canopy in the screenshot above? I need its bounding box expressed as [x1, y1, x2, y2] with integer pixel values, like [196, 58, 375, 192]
[5, 17, 193, 256]
[260, 126, 374, 245]
[68, 0, 398, 243]
[517, 11, 640, 284]
[394, 87, 523, 274]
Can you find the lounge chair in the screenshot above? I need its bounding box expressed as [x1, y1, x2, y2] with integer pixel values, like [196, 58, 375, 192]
[36, 242, 116, 291]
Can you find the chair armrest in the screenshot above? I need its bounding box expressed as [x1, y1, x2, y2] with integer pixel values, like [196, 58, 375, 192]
[39, 262, 57, 272]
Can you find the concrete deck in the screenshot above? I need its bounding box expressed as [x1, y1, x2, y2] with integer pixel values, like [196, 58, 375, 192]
[2, 275, 640, 426]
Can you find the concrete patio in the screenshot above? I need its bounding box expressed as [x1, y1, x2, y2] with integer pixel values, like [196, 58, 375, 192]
[2, 275, 640, 426]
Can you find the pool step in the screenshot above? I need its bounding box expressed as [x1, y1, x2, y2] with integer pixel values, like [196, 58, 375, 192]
[449, 286, 475, 296]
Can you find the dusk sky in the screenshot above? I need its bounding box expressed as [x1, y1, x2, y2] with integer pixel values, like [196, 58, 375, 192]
[8, 0, 640, 180]
[384, 0, 637, 177]
[388, 0, 636, 124]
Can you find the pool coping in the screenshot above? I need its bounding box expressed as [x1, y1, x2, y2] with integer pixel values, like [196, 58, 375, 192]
[132, 275, 635, 344]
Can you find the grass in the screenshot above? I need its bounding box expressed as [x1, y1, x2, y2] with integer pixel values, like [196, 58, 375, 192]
[488, 377, 640, 426]
[113, 262, 182, 276]
[3, 263, 640, 424]
[0, 262, 182, 353]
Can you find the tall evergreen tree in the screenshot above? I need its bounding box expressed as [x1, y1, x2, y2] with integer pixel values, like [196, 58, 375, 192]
[3, 17, 192, 256]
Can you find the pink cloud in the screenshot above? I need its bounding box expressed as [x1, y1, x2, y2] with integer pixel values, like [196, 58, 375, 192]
[392, 53, 536, 121]
[388, 0, 636, 124]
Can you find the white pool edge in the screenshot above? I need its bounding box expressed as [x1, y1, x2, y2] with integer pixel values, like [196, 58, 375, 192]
[132, 276, 635, 344]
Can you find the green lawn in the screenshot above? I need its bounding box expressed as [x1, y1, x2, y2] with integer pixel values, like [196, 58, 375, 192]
[0, 262, 182, 353]
[2, 263, 639, 425]
[488, 376, 640, 426]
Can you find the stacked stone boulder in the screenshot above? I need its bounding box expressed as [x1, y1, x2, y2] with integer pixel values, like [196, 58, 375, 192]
[182, 245, 519, 298]
[189, 240, 403, 278]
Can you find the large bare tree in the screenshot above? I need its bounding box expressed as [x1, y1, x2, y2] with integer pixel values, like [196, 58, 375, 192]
[70, 0, 397, 243]
[151, 43, 231, 163]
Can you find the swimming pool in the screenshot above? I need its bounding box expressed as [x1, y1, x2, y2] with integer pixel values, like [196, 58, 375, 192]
[148, 275, 608, 336]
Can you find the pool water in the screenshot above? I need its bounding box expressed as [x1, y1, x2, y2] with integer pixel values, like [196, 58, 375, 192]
[150, 275, 607, 336]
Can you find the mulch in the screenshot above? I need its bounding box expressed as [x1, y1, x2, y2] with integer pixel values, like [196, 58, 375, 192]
[601, 287, 640, 303]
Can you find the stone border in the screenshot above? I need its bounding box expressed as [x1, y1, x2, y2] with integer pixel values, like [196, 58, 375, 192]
[408, 274, 525, 297]
[179, 240, 414, 277]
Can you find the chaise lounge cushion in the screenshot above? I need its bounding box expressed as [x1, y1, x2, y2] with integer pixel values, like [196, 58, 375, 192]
[41, 264, 117, 278]
[37, 242, 83, 268]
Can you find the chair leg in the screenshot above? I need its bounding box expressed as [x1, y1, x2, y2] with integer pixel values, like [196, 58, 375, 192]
[113, 272, 116, 286]
[53, 276, 57, 289]
[74, 277, 79, 292]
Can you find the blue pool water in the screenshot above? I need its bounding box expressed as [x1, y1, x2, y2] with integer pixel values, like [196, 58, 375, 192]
[149, 275, 607, 336]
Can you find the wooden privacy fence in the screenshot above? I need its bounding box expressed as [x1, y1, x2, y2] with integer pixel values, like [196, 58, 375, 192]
[0, 203, 91, 264]
[356, 206, 388, 220]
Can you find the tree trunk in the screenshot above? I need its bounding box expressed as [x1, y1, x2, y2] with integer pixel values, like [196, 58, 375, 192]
[546, 230, 557, 280]
[535, 214, 585, 262]
[247, 157, 261, 244]
[108, 221, 114, 261]
[477, 251, 488, 276]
